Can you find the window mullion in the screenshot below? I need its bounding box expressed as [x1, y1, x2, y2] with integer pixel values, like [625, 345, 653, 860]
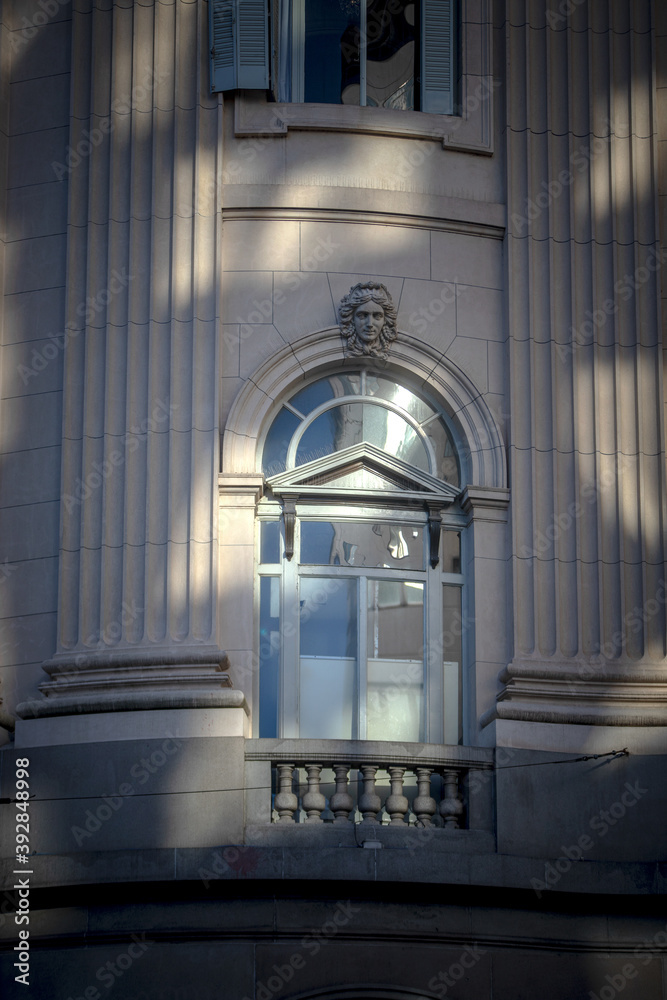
[425, 562, 443, 745]
[282, 524, 299, 736]
[358, 576, 367, 739]
[359, 0, 367, 107]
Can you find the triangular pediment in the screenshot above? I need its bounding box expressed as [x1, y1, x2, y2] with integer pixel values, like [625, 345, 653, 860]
[266, 442, 459, 503]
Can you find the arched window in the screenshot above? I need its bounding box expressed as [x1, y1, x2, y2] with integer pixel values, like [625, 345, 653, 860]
[257, 369, 465, 744]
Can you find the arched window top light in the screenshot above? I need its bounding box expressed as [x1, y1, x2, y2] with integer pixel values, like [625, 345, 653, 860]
[261, 370, 461, 486]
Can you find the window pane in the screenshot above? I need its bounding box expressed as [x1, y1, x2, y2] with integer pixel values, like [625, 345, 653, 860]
[367, 579, 424, 741]
[296, 402, 363, 465]
[260, 520, 281, 563]
[259, 577, 280, 737]
[301, 520, 424, 569]
[367, 659, 423, 741]
[366, 0, 417, 110]
[440, 530, 461, 574]
[290, 374, 361, 415]
[304, 0, 360, 105]
[365, 375, 433, 422]
[362, 404, 429, 470]
[300, 577, 357, 738]
[367, 579, 424, 659]
[425, 417, 460, 486]
[262, 406, 301, 476]
[442, 584, 462, 744]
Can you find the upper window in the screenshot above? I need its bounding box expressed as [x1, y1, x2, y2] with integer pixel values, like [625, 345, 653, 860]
[282, 0, 457, 114]
[210, 0, 459, 115]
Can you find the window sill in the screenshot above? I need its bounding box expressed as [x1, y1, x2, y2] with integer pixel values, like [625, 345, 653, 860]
[234, 79, 495, 154]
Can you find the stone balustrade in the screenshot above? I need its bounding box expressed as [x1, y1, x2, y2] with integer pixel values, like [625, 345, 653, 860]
[245, 740, 495, 833]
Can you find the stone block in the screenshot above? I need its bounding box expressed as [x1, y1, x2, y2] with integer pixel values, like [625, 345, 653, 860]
[273, 269, 337, 340]
[221, 269, 274, 324]
[1, 338, 63, 396]
[0, 500, 59, 561]
[446, 336, 489, 393]
[0, 389, 62, 450]
[9, 19, 71, 82]
[7, 125, 69, 187]
[431, 231, 504, 289]
[398, 277, 457, 350]
[3, 234, 67, 294]
[239, 324, 286, 379]
[222, 219, 300, 272]
[456, 285, 505, 342]
[8, 72, 70, 134]
[301, 221, 430, 279]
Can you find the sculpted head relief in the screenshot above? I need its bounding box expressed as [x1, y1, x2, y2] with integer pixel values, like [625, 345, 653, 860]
[338, 281, 398, 358]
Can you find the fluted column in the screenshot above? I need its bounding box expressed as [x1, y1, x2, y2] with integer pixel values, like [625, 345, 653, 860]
[493, 0, 667, 731]
[18, 0, 232, 717]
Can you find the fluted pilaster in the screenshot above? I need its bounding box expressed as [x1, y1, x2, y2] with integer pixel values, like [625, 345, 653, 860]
[495, 0, 667, 728]
[19, 0, 228, 717]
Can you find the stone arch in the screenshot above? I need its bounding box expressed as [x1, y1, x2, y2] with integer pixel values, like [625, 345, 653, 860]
[222, 327, 507, 490]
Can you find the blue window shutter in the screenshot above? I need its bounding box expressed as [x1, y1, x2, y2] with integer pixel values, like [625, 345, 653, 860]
[210, 0, 236, 92]
[209, 0, 269, 93]
[237, 0, 270, 88]
[421, 0, 456, 114]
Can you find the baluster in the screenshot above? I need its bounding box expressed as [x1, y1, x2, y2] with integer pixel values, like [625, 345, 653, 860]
[439, 769, 464, 829]
[274, 763, 298, 823]
[413, 767, 437, 826]
[330, 763, 354, 823]
[358, 764, 382, 823]
[302, 763, 326, 822]
[386, 766, 409, 825]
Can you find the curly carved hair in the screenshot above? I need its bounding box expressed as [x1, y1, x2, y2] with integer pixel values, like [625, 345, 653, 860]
[338, 281, 398, 358]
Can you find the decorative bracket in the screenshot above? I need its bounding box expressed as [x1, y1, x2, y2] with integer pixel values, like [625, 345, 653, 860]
[427, 504, 443, 568]
[283, 498, 297, 560]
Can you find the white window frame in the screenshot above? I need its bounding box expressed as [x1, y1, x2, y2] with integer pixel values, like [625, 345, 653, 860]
[285, 0, 457, 114]
[257, 500, 466, 744]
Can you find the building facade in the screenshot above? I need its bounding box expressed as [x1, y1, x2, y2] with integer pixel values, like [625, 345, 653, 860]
[0, 1, 666, 997]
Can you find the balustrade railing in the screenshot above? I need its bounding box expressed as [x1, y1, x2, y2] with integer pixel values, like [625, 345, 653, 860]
[273, 760, 465, 827]
[245, 740, 495, 832]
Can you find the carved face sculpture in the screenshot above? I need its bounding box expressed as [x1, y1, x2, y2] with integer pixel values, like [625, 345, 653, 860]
[352, 302, 386, 347]
[338, 281, 398, 359]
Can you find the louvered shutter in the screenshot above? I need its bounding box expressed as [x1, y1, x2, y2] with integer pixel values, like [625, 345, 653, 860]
[421, 0, 457, 114]
[209, 0, 269, 93]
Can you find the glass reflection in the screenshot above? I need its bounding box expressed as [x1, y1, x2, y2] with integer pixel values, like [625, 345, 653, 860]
[440, 531, 461, 574]
[301, 521, 424, 570]
[299, 577, 357, 739]
[259, 577, 280, 738]
[260, 521, 281, 564]
[262, 407, 301, 476]
[305, 0, 360, 105]
[366, 579, 424, 741]
[294, 402, 430, 471]
[365, 0, 416, 111]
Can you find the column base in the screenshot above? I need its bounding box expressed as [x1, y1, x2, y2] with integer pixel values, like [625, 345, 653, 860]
[16, 647, 241, 720]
